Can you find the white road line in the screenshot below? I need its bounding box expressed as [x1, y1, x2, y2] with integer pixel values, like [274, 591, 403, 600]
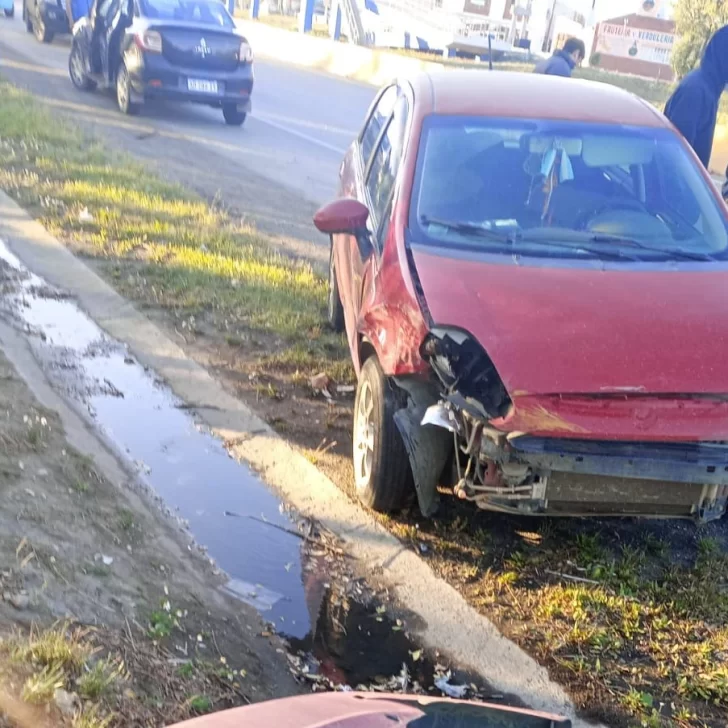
[255, 113, 348, 155]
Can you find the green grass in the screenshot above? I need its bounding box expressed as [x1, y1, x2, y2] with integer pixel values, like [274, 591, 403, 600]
[148, 610, 176, 640]
[188, 694, 213, 714]
[77, 660, 121, 700]
[0, 79, 349, 381]
[0, 621, 250, 725]
[7, 624, 95, 672]
[21, 664, 65, 705]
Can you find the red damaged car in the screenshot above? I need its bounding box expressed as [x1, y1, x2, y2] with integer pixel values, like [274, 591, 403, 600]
[314, 70, 728, 523]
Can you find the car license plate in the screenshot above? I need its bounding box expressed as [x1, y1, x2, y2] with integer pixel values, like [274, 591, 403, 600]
[187, 79, 218, 94]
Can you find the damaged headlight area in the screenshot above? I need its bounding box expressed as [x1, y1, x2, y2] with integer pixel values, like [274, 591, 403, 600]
[393, 327, 523, 518]
[411, 328, 728, 522]
[421, 327, 512, 419]
[418, 328, 538, 513]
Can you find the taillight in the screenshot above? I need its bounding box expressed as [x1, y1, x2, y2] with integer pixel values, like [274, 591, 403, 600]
[238, 41, 253, 63]
[135, 30, 163, 53]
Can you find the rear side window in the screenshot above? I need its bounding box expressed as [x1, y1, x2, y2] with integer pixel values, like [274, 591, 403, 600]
[140, 0, 234, 26]
[360, 86, 397, 169]
[366, 94, 409, 233]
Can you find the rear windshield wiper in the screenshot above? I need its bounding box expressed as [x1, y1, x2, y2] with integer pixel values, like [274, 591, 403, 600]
[588, 234, 715, 262]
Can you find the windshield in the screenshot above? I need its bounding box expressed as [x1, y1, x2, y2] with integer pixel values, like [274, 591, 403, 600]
[409, 115, 728, 262]
[139, 0, 233, 25]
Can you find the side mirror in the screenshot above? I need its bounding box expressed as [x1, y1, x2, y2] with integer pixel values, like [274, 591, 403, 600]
[313, 198, 370, 235]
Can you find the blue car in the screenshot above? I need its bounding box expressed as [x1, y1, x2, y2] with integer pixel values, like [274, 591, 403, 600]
[69, 0, 253, 126]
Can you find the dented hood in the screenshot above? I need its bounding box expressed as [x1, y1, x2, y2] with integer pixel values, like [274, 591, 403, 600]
[411, 247, 728, 396]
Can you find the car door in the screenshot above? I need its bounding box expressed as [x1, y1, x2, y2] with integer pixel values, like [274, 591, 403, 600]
[335, 86, 396, 347]
[353, 90, 409, 344]
[337, 85, 410, 358]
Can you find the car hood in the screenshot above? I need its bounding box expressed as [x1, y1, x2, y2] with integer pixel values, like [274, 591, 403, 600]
[168, 692, 569, 727]
[411, 246, 728, 396]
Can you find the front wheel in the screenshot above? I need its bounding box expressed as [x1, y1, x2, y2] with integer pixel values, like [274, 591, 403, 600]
[222, 104, 246, 126]
[353, 356, 414, 513]
[116, 64, 139, 115]
[24, 3, 32, 31]
[69, 42, 95, 91]
[34, 16, 53, 42]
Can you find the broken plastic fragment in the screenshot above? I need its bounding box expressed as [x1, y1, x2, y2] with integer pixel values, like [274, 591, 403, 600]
[435, 673, 469, 699]
[421, 402, 460, 434]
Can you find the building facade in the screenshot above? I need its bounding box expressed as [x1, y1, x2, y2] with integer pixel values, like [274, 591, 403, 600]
[591, 1, 676, 80]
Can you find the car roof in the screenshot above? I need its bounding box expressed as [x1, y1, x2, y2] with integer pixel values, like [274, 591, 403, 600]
[408, 70, 667, 128]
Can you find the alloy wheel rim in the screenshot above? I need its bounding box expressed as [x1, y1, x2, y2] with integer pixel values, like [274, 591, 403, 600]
[117, 69, 128, 110]
[354, 380, 375, 490]
[71, 48, 84, 86]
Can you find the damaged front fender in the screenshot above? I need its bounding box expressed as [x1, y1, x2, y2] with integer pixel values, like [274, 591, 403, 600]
[393, 379, 452, 517]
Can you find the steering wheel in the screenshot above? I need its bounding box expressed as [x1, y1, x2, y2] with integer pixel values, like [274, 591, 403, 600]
[575, 199, 646, 231]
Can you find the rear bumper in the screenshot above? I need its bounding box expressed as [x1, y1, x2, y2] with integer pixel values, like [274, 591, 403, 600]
[127, 51, 254, 108]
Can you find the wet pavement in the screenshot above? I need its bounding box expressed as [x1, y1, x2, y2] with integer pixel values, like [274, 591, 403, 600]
[0, 240, 499, 699]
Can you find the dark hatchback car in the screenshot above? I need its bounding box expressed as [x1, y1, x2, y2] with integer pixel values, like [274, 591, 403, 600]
[69, 0, 253, 125]
[24, 0, 70, 43]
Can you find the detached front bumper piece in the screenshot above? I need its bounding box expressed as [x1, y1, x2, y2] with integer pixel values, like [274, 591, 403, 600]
[425, 401, 728, 523]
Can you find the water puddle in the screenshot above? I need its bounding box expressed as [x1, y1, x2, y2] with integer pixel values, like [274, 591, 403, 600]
[0, 242, 313, 635]
[0, 242, 499, 698]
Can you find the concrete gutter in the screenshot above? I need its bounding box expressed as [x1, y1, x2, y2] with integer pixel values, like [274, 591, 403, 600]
[0, 192, 602, 726]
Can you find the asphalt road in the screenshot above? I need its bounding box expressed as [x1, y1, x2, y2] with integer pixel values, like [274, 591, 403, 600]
[0, 7, 376, 260]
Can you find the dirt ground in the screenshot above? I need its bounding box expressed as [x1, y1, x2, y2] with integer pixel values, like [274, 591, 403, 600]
[0, 330, 300, 725]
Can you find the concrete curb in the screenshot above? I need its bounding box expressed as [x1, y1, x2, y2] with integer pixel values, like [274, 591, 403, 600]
[237, 18, 447, 87]
[0, 191, 600, 726]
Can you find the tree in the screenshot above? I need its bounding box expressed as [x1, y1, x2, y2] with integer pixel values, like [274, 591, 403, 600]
[671, 0, 728, 78]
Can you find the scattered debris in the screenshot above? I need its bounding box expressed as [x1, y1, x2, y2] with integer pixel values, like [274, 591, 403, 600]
[78, 208, 94, 224]
[53, 688, 79, 718]
[8, 592, 30, 610]
[310, 373, 331, 393]
[435, 672, 469, 699]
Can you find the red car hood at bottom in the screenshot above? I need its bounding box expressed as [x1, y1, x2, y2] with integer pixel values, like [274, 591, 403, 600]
[411, 248, 728, 441]
[169, 692, 569, 727]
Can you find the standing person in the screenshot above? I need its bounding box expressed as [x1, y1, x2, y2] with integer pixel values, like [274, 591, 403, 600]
[533, 37, 586, 78]
[664, 26, 728, 169]
[66, 0, 91, 30]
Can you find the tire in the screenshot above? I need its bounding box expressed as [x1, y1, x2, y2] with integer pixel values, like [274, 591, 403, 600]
[116, 63, 139, 115]
[222, 104, 246, 126]
[34, 15, 53, 42]
[353, 356, 414, 513]
[327, 240, 345, 333]
[69, 42, 95, 91]
[24, 3, 32, 30]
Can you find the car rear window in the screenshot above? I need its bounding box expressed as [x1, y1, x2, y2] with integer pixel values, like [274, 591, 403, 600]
[409, 115, 728, 262]
[140, 0, 233, 26]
